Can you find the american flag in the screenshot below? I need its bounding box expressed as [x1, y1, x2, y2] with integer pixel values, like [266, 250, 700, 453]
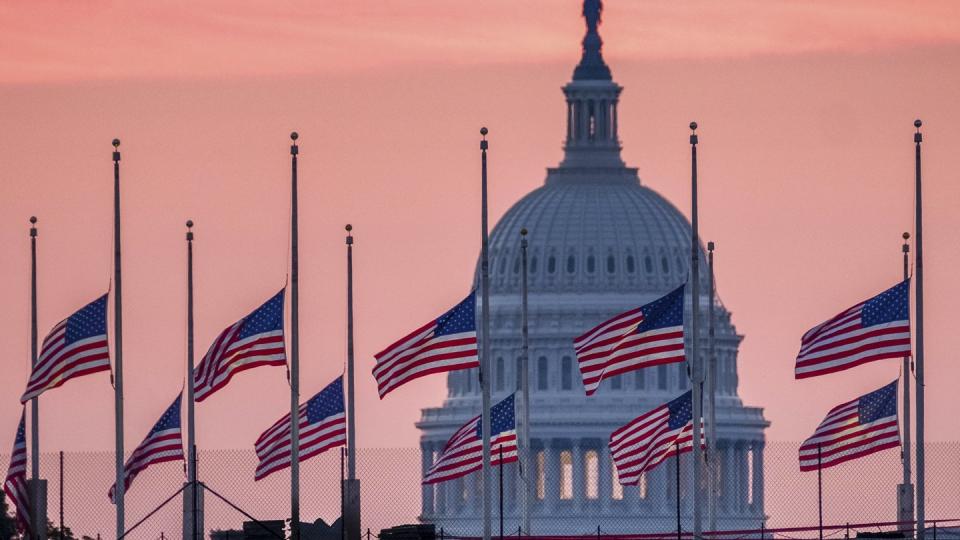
[20, 294, 111, 403]
[609, 391, 703, 485]
[574, 286, 685, 396]
[423, 393, 516, 485]
[254, 376, 346, 481]
[3, 409, 30, 533]
[194, 290, 287, 402]
[109, 394, 184, 502]
[373, 292, 478, 399]
[799, 381, 900, 471]
[795, 281, 911, 379]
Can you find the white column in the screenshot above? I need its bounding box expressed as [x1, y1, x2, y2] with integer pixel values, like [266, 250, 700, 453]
[544, 444, 558, 512]
[751, 442, 765, 517]
[736, 442, 748, 515]
[722, 441, 735, 515]
[572, 442, 584, 514]
[422, 442, 435, 518]
[599, 442, 612, 514]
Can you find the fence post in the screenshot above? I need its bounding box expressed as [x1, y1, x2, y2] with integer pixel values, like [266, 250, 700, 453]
[440, 527, 444, 540]
[597, 524, 601, 540]
[366, 529, 371, 540]
[932, 521, 937, 540]
[760, 521, 764, 540]
[518, 526, 522, 538]
[845, 522, 849, 539]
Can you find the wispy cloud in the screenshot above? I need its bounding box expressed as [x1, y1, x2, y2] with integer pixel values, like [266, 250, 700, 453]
[0, 0, 957, 84]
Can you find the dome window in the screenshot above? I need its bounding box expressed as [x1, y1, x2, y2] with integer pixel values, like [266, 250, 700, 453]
[514, 257, 521, 274]
[547, 256, 556, 274]
[530, 256, 538, 274]
[566, 256, 576, 274]
[626, 255, 636, 273]
[644, 256, 654, 274]
[661, 257, 669, 274]
[586, 255, 596, 273]
[499, 256, 508, 275]
[606, 255, 616, 274]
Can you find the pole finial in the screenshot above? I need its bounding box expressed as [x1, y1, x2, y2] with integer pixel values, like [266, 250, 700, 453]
[914, 119, 922, 130]
[290, 131, 299, 141]
[186, 220, 194, 241]
[903, 231, 910, 241]
[30, 216, 37, 225]
[112, 138, 121, 148]
[345, 224, 352, 232]
[480, 127, 489, 150]
[480, 127, 488, 137]
[29, 216, 37, 237]
[346, 224, 353, 245]
[689, 122, 699, 145]
[520, 228, 527, 236]
[690, 121, 698, 132]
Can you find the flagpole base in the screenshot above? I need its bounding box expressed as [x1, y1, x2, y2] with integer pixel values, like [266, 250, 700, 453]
[897, 483, 915, 533]
[343, 479, 361, 540]
[183, 482, 204, 540]
[27, 478, 48, 540]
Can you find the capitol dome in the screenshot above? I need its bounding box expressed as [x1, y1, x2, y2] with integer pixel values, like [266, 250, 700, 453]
[417, 1, 767, 535]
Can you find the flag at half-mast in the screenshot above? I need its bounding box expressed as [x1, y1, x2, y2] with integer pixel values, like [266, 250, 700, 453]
[109, 394, 184, 502]
[373, 291, 479, 399]
[20, 294, 111, 403]
[799, 381, 900, 471]
[795, 280, 911, 379]
[254, 375, 346, 481]
[609, 390, 703, 485]
[423, 393, 517, 485]
[574, 285, 685, 396]
[193, 290, 287, 402]
[3, 409, 30, 532]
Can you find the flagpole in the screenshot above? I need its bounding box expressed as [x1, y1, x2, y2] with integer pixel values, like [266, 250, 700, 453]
[29, 216, 47, 540]
[706, 240, 716, 534]
[498, 444, 504, 540]
[111, 138, 126, 540]
[345, 224, 361, 540]
[817, 444, 823, 540]
[898, 231, 913, 532]
[519, 228, 531, 536]
[185, 220, 198, 540]
[689, 121, 704, 540]
[676, 440, 681, 540]
[479, 127, 493, 540]
[289, 132, 301, 540]
[912, 119, 926, 540]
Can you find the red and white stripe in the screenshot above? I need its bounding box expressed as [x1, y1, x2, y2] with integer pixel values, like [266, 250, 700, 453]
[20, 318, 110, 403]
[373, 321, 477, 399]
[109, 427, 184, 502]
[194, 322, 286, 402]
[422, 416, 516, 485]
[609, 406, 703, 486]
[4, 411, 30, 533]
[574, 308, 684, 396]
[799, 396, 900, 472]
[795, 302, 911, 379]
[253, 409, 346, 481]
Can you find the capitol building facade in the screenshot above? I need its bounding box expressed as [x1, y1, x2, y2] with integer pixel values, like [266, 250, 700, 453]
[416, 2, 768, 534]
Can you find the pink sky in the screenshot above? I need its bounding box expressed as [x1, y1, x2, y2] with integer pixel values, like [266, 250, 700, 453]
[1, 1, 960, 456]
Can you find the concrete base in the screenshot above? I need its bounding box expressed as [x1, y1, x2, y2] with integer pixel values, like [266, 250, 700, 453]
[183, 482, 205, 540]
[343, 479, 361, 540]
[897, 483, 915, 532]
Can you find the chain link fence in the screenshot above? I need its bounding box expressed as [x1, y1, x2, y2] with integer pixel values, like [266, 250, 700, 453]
[2, 444, 958, 540]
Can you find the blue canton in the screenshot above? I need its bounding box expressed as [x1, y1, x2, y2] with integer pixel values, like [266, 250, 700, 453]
[858, 381, 898, 423]
[635, 285, 685, 334]
[150, 395, 182, 434]
[65, 295, 108, 345]
[435, 291, 476, 337]
[306, 377, 345, 424]
[667, 390, 693, 429]
[476, 393, 516, 438]
[15, 412, 25, 444]
[238, 290, 285, 339]
[861, 280, 909, 327]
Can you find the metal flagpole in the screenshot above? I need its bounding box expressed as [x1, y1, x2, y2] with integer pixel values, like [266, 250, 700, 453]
[289, 132, 302, 540]
[185, 221, 198, 540]
[675, 440, 682, 540]
[706, 240, 716, 534]
[112, 138, 126, 540]
[898, 231, 914, 531]
[29, 216, 47, 540]
[689, 122, 704, 540]
[498, 445, 504, 540]
[817, 445, 823, 540]
[479, 127, 493, 540]
[344, 224, 361, 540]
[912, 119, 926, 540]
[519, 228, 531, 536]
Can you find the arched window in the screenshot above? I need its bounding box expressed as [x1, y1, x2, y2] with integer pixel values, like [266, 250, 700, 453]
[538, 357, 549, 390]
[513, 257, 520, 274]
[635, 369, 645, 389]
[561, 357, 573, 390]
[548, 256, 557, 274]
[586, 450, 599, 499]
[638, 472, 648, 499]
[499, 256, 508, 275]
[496, 357, 505, 392]
[607, 255, 616, 274]
[586, 255, 596, 273]
[612, 467, 624, 500]
[678, 363, 688, 390]
[657, 364, 668, 390]
[530, 256, 538, 274]
[611, 375, 622, 390]
[661, 256, 670, 274]
[567, 256, 576, 273]
[626, 255, 636, 273]
[466, 368, 474, 393]
[645, 256, 654, 274]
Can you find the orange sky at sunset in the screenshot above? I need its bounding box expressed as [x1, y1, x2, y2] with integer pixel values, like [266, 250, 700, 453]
[1, 1, 960, 457]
